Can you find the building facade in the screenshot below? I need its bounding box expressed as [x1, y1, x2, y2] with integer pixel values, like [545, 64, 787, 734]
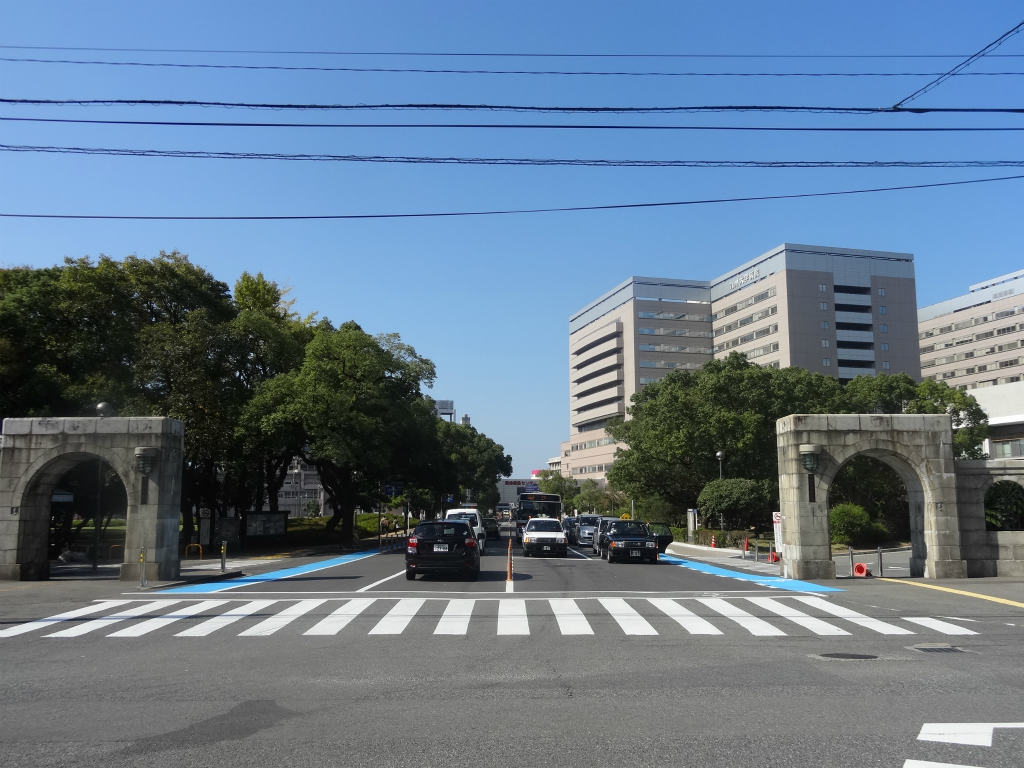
[562, 243, 921, 483]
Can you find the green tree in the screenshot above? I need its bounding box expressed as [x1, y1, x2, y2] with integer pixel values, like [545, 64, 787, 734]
[536, 470, 579, 505]
[696, 478, 773, 531]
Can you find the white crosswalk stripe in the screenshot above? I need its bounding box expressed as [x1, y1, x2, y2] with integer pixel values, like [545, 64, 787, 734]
[0, 595, 981, 640]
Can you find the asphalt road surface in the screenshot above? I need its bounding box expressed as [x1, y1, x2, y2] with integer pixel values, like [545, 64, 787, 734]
[1, 535, 1022, 768]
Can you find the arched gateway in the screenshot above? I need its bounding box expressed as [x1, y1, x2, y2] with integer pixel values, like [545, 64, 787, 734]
[0, 417, 183, 581]
[778, 414, 1024, 580]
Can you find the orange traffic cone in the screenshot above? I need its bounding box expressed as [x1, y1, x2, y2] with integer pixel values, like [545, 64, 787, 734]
[711, 535, 717, 548]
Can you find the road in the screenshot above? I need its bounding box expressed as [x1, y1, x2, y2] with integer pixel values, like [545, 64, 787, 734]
[1, 534, 1022, 768]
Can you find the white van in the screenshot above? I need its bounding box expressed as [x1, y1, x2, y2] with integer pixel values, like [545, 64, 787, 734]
[444, 508, 487, 554]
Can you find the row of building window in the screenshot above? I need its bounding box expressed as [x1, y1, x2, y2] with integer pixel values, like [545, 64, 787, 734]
[572, 464, 612, 475]
[819, 284, 886, 296]
[638, 326, 714, 338]
[638, 342, 713, 354]
[920, 323, 1022, 355]
[715, 304, 778, 336]
[637, 360, 704, 370]
[636, 310, 712, 322]
[713, 287, 777, 321]
[746, 341, 780, 360]
[922, 342, 1021, 370]
[991, 438, 1024, 459]
[920, 305, 1024, 340]
[927, 357, 1023, 379]
[569, 436, 617, 452]
[714, 323, 778, 354]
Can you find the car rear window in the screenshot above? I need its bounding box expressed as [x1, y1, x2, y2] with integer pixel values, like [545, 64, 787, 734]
[527, 519, 562, 532]
[414, 522, 469, 538]
[611, 522, 648, 535]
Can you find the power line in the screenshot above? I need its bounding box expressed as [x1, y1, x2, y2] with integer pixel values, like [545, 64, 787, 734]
[2, 44, 1024, 59]
[4, 56, 1023, 78]
[4, 116, 1023, 132]
[5, 143, 1024, 168]
[3, 97, 1023, 114]
[893, 19, 1024, 107]
[2, 174, 1022, 220]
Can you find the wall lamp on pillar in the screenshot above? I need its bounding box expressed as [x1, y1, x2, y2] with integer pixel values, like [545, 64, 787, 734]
[799, 444, 821, 503]
[134, 447, 159, 504]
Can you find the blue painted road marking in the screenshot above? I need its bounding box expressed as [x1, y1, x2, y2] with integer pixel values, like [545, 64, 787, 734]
[659, 554, 843, 593]
[160, 551, 379, 594]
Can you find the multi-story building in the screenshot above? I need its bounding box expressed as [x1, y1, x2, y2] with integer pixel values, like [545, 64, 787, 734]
[562, 243, 921, 483]
[918, 269, 1024, 461]
[918, 269, 1024, 391]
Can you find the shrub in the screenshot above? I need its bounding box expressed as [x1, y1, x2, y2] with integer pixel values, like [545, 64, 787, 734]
[829, 503, 889, 546]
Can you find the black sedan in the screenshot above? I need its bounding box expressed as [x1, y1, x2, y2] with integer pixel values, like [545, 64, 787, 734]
[482, 515, 501, 540]
[405, 520, 481, 580]
[604, 520, 659, 564]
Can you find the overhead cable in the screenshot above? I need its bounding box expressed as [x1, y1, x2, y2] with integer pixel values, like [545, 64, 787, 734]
[4, 143, 1024, 168]
[2, 174, 1022, 221]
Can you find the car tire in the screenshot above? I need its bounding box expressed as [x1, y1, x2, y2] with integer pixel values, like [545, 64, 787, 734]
[607, 552, 615, 563]
[405, 568, 416, 580]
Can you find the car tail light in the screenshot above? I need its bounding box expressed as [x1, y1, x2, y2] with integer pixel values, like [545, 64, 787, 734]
[465, 537, 477, 548]
[407, 536, 417, 553]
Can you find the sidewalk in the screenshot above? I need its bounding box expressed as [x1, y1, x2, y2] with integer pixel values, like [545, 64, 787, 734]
[665, 541, 783, 576]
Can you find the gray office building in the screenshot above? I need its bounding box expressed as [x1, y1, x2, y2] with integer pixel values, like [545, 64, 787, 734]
[563, 243, 920, 482]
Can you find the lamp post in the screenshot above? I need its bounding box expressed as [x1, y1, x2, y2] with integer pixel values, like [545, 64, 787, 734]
[93, 402, 112, 572]
[715, 450, 724, 479]
[799, 444, 821, 504]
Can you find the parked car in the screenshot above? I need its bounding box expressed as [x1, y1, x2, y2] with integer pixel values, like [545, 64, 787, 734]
[646, 522, 674, 553]
[444, 509, 487, 554]
[605, 520, 659, 564]
[521, 517, 568, 557]
[482, 515, 501, 540]
[575, 515, 601, 548]
[592, 516, 621, 558]
[405, 520, 481, 580]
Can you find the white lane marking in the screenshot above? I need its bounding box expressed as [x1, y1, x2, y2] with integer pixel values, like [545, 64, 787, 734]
[793, 596, 915, 635]
[745, 597, 850, 636]
[902, 761, 984, 768]
[368, 598, 425, 635]
[697, 597, 786, 636]
[304, 598, 376, 635]
[0, 600, 133, 637]
[599, 597, 658, 635]
[358, 570, 406, 592]
[176, 599, 278, 637]
[903, 617, 978, 635]
[648, 598, 722, 635]
[45, 601, 182, 638]
[239, 599, 328, 637]
[549, 598, 593, 635]
[434, 599, 476, 635]
[107, 600, 231, 637]
[918, 721, 1024, 746]
[497, 599, 529, 635]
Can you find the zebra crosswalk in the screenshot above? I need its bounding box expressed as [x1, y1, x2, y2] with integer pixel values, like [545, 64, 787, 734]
[0, 595, 978, 641]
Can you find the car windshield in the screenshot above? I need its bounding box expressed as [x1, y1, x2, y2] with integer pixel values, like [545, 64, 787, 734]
[578, 517, 600, 526]
[611, 522, 648, 536]
[415, 523, 468, 538]
[448, 513, 475, 523]
[527, 519, 563, 532]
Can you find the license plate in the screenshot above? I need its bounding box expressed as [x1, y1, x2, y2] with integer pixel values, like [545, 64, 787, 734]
[433, 543, 449, 552]
[543, 545, 551, 551]
[630, 550, 641, 557]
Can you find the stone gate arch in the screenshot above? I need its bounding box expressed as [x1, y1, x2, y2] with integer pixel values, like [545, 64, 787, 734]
[777, 414, 967, 580]
[0, 417, 183, 581]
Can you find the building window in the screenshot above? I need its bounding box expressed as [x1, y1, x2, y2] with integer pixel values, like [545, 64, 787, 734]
[822, 358, 832, 367]
[881, 343, 889, 352]
[878, 287, 886, 297]
[821, 339, 830, 348]
[879, 306, 887, 315]
[880, 324, 888, 333]
[819, 283, 828, 293]
[821, 321, 829, 329]
[882, 361, 891, 370]
[820, 302, 828, 311]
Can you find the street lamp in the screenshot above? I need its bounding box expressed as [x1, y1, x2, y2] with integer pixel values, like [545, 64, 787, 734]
[799, 444, 822, 503]
[715, 450, 724, 479]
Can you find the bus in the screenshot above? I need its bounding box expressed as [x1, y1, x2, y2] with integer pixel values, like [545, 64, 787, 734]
[513, 492, 562, 539]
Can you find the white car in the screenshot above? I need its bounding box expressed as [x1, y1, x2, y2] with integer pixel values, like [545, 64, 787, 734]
[521, 518, 567, 557]
[444, 509, 487, 554]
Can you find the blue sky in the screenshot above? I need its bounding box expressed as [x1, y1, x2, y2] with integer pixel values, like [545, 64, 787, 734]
[2, 2, 1023, 475]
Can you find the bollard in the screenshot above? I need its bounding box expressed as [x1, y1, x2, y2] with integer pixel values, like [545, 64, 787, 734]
[753, 542, 759, 562]
[849, 546, 855, 578]
[877, 546, 884, 578]
[220, 540, 227, 573]
[138, 547, 147, 588]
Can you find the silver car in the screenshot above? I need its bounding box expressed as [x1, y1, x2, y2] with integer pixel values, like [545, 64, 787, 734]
[575, 515, 601, 547]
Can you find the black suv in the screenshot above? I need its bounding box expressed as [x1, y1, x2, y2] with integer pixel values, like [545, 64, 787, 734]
[605, 520, 659, 564]
[405, 520, 481, 580]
